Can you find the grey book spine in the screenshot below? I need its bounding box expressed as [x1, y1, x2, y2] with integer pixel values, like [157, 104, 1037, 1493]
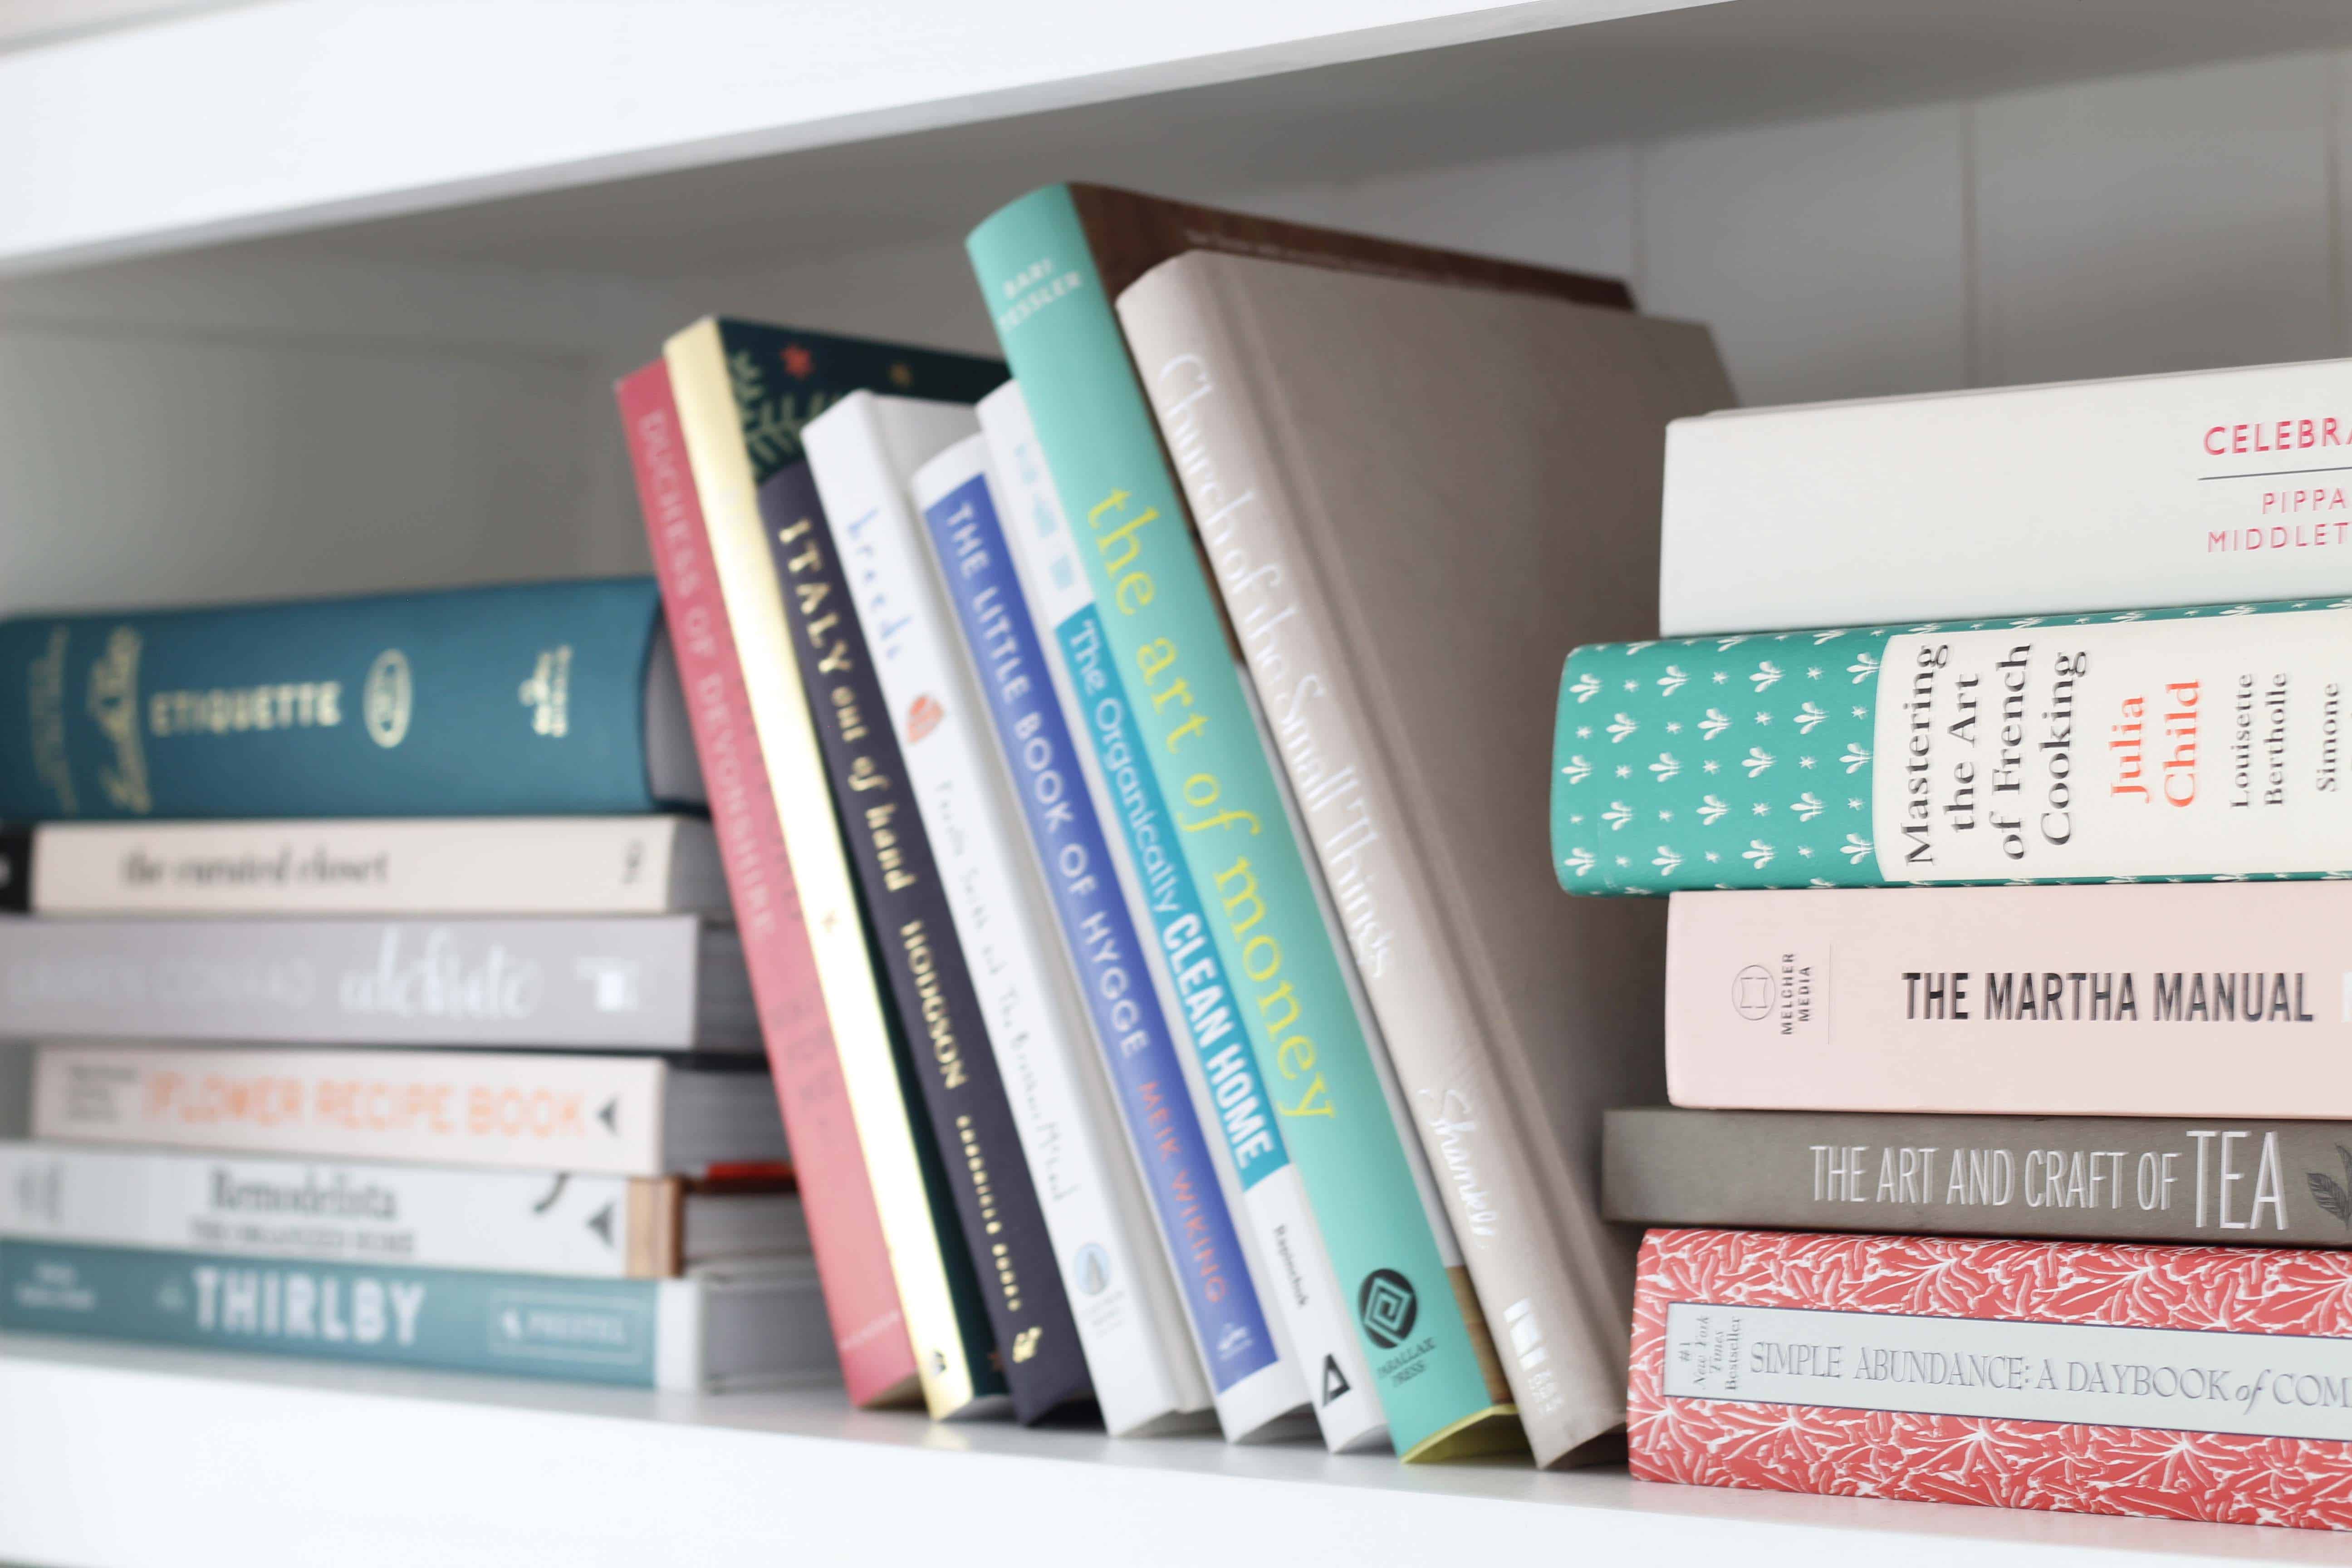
[1605, 1107, 2352, 1246]
[0, 916, 755, 1050]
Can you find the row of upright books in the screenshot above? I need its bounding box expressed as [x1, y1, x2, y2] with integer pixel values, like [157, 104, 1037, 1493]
[1579, 357, 2352, 1532]
[0, 183, 1727, 1468]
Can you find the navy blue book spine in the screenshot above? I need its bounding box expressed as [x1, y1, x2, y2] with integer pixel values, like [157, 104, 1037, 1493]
[759, 459, 1090, 1422]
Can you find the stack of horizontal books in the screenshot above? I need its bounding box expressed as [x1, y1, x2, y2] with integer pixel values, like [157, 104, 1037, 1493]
[0, 581, 829, 1389]
[1571, 359, 2352, 1532]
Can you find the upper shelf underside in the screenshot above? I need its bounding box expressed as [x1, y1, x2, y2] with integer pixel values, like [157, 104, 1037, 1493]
[13, 0, 2352, 279]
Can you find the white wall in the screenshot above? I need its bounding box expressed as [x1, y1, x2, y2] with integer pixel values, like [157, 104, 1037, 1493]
[5, 46, 2351, 609]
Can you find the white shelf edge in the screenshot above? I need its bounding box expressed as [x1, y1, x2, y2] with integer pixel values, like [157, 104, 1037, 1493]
[0, 1335, 2328, 1568]
[0, 0, 1702, 278]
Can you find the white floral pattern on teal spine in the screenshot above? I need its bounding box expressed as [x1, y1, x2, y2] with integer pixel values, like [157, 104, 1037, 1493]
[1549, 599, 2334, 895]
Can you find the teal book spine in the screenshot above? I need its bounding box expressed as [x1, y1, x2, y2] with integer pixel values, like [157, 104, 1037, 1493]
[0, 577, 680, 820]
[1551, 598, 2352, 894]
[969, 188, 1510, 1460]
[2, 1239, 672, 1386]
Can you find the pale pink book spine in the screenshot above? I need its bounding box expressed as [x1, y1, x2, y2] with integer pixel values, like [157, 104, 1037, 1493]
[1667, 881, 2352, 1117]
[619, 363, 916, 1407]
[1631, 1228, 2352, 1531]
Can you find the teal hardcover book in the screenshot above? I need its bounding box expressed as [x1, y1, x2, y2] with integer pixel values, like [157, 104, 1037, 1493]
[1551, 598, 2352, 894]
[0, 577, 696, 820]
[969, 186, 1520, 1460]
[0, 1239, 832, 1389]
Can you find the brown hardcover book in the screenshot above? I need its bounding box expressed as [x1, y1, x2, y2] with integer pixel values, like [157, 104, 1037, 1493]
[1117, 250, 1730, 1465]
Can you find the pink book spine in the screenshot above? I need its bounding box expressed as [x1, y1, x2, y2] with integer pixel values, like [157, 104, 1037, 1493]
[1630, 1228, 2352, 1530]
[617, 363, 915, 1406]
[1668, 880, 2352, 1117]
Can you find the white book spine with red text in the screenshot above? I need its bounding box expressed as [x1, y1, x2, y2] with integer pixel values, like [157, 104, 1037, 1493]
[1661, 356, 2352, 635]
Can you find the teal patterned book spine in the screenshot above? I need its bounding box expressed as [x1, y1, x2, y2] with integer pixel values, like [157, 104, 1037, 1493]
[0, 1239, 675, 1385]
[1553, 598, 2352, 894]
[970, 187, 1513, 1460]
[0, 577, 678, 820]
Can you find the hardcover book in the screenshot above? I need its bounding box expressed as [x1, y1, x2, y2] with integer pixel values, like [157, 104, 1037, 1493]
[655, 322, 1009, 1419]
[981, 382, 1349, 1449]
[1661, 356, 2352, 637]
[622, 357, 917, 1408]
[31, 1044, 789, 1176]
[0, 914, 756, 1051]
[26, 815, 725, 916]
[1606, 1107, 2352, 1247]
[970, 185, 1560, 1461]
[0, 1239, 833, 1391]
[762, 445, 1088, 1425]
[1117, 249, 1730, 1466]
[0, 1143, 808, 1278]
[1665, 881, 2352, 1118]
[0, 578, 702, 820]
[1555, 598, 2352, 896]
[914, 433, 1283, 1436]
[1631, 1227, 2352, 1531]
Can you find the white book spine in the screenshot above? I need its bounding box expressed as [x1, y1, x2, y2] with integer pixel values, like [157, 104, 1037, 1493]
[0, 1143, 649, 1277]
[1661, 357, 2352, 636]
[29, 816, 723, 917]
[803, 392, 1205, 1437]
[32, 1044, 673, 1175]
[979, 381, 1378, 1451]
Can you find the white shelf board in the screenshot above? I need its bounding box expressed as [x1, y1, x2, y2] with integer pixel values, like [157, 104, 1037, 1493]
[15, 0, 2352, 280]
[0, 1334, 2335, 1568]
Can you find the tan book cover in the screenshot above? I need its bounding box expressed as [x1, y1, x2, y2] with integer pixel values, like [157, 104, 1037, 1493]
[1117, 252, 1731, 1465]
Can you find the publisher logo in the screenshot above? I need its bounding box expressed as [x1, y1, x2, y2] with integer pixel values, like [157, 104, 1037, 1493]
[1732, 964, 1774, 1020]
[1357, 1269, 1418, 1350]
[364, 649, 412, 749]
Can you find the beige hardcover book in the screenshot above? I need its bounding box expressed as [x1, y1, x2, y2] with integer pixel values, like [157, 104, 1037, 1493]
[1117, 253, 1732, 1465]
[663, 321, 996, 1421]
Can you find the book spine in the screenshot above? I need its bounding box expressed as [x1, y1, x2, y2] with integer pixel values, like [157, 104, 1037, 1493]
[915, 437, 1278, 1429]
[1631, 1227, 2352, 1530]
[971, 188, 1511, 1461]
[28, 816, 715, 917]
[0, 1239, 691, 1387]
[662, 322, 995, 1420]
[30, 1045, 694, 1174]
[1660, 361, 2352, 638]
[759, 454, 1082, 1422]
[620, 363, 916, 1404]
[0, 915, 740, 1050]
[1555, 598, 2352, 895]
[0, 1143, 675, 1278]
[1604, 1107, 2352, 1246]
[0, 578, 672, 820]
[981, 383, 1338, 1445]
[1666, 880, 2352, 1118]
[1121, 261, 1599, 1464]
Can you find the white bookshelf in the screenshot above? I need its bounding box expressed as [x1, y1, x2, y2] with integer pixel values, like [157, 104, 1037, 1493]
[0, 1334, 2334, 1568]
[11, 3, 2352, 1563]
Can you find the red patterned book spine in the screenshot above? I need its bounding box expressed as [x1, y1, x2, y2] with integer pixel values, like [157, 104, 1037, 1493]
[617, 363, 916, 1406]
[1630, 1228, 2352, 1531]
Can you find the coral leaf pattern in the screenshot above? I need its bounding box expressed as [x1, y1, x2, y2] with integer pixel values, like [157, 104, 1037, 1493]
[1631, 1229, 2352, 1531]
